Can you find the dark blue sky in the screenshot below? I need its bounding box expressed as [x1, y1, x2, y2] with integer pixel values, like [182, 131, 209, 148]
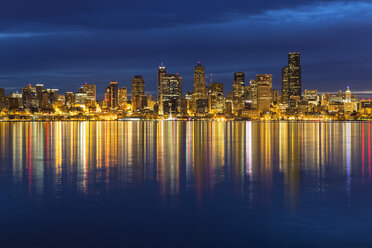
[0, 0, 371, 98]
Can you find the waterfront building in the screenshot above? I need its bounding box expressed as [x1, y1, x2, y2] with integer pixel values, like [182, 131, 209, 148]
[257, 83, 271, 113]
[281, 66, 289, 103]
[22, 84, 37, 110]
[157, 65, 166, 101]
[118, 87, 128, 108]
[256, 74, 272, 112]
[193, 62, 206, 114]
[208, 82, 225, 114]
[288, 52, 301, 98]
[65, 92, 75, 107]
[232, 72, 245, 113]
[304, 90, 319, 106]
[132, 76, 145, 112]
[250, 80, 258, 109]
[76, 92, 88, 106]
[159, 73, 182, 115]
[0, 88, 5, 109]
[106, 81, 118, 109]
[82, 83, 96, 102]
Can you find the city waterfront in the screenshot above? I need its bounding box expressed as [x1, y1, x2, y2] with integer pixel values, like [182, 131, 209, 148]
[0, 121, 372, 247]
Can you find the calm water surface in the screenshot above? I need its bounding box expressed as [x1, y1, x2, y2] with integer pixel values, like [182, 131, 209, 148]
[0, 121, 372, 247]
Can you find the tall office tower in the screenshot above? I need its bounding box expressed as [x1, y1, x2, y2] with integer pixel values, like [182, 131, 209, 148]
[82, 83, 96, 102]
[232, 72, 245, 113]
[132, 76, 145, 112]
[257, 74, 272, 91]
[281, 66, 289, 103]
[256, 74, 272, 113]
[0, 88, 5, 109]
[106, 81, 118, 109]
[193, 62, 206, 100]
[345, 87, 351, 102]
[40, 91, 50, 110]
[22, 84, 37, 109]
[250, 80, 258, 109]
[288, 52, 301, 98]
[48, 89, 59, 105]
[208, 82, 225, 114]
[75, 92, 87, 106]
[118, 87, 128, 108]
[257, 84, 271, 113]
[160, 73, 182, 115]
[36, 83, 44, 108]
[158, 65, 166, 101]
[65, 92, 75, 107]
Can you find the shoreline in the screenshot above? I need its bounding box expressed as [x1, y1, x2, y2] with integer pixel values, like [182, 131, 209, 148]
[0, 119, 371, 123]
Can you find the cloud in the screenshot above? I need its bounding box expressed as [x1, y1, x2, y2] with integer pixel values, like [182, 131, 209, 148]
[0, 0, 371, 96]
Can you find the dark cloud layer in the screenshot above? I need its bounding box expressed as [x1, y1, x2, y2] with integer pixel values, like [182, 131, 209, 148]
[0, 0, 371, 97]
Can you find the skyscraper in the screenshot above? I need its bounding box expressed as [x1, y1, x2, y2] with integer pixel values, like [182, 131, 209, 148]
[281, 66, 289, 103]
[288, 52, 301, 98]
[132, 76, 145, 112]
[22, 84, 37, 110]
[82, 83, 96, 102]
[106, 81, 118, 109]
[158, 65, 166, 101]
[118, 87, 127, 108]
[193, 62, 206, 100]
[36, 83, 44, 109]
[159, 73, 182, 115]
[257, 84, 271, 113]
[250, 80, 258, 109]
[256, 74, 272, 113]
[208, 83, 225, 114]
[232, 72, 245, 113]
[65, 92, 75, 107]
[0, 88, 5, 109]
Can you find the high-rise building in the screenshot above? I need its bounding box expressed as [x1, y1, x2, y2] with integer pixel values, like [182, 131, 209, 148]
[132, 76, 145, 112]
[193, 62, 206, 100]
[288, 52, 301, 98]
[158, 65, 166, 101]
[106, 81, 118, 109]
[0, 88, 5, 109]
[65, 92, 75, 107]
[281, 66, 289, 103]
[232, 72, 245, 113]
[48, 89, 59, 106]
[257, 84, 271, 113]
[22, 84, 37, 110]
[76, 92, 87, 106]
[256, 74, 272, 113]
[250, 80, 258, 109]
[159, 73, 182, 115]
[118, 87, 128, 108]
[40, 91, 50, 110]
[82, 83, 96, 102]
[257, 74, 272, 91]
[36, 83, 44, 109]
[208, 83, 225, 114]
[345, 87, 351, 102]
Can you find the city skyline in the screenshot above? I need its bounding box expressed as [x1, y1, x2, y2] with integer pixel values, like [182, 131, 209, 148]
[2, 56, 372, 99]
[1, 51, 372, 121]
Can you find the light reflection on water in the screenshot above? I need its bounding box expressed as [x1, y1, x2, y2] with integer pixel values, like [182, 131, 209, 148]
[0, 121, 372, 247]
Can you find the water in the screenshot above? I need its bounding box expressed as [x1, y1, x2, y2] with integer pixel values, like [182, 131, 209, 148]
[0, 121, 372, 247]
